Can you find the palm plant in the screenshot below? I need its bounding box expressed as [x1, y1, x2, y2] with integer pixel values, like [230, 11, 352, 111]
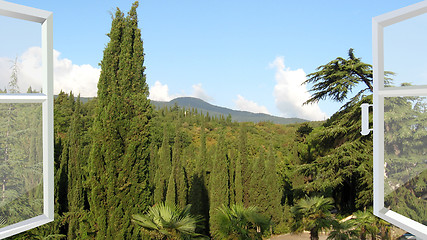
[349, 210, 378, 240]
[132, 202, 205, 240]
[327, 220, 358, 240]
[376, 218, 392, 240]
[212, 204, 270, 240]
[291, 196, 334, 240]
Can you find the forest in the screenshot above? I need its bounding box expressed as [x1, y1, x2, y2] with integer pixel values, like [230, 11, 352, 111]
[1, 1, 426, 240]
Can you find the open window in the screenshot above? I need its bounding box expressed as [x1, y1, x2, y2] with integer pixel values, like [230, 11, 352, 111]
[0, 1, 53, 238]
[372, 1, 427, 238]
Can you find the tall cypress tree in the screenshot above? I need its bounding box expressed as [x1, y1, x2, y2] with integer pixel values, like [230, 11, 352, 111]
[228, 147, 237, 205]
[173, 128, 188, 208]
[88, 2, 152, 239]
[234, 149, 243, 205]
[188, 119, 210, 235]
[66, 96, 91, 239]
[165, 167, 176, 206]
[237, 124, 248, 206]
[265, 144, 282, 225]
[153, 127, 171, 204]
[209, 129, 230, 233]
[248, 146, 266, 208]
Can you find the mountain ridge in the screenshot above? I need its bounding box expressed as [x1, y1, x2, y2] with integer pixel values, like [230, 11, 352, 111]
[151, 97, 307, 124]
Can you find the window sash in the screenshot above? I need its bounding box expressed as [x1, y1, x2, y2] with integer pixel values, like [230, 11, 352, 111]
[373, 1, 427, 238]
[0, 1, 53, 239]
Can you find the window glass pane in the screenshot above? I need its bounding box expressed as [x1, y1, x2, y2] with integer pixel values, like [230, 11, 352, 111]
[0, 103, 43, 227]
[384, 13, 427, 88]
[0, 15, 42, 93]
[384, 96, 427, 224]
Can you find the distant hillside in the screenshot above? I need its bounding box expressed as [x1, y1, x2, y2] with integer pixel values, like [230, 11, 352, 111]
[151, 97, 307, 124]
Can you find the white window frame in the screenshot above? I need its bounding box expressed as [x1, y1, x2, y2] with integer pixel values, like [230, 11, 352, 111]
[0, 1, 53, 238]
[373, 1, 427, 238]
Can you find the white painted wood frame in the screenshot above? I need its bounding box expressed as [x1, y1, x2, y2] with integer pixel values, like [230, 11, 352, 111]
[373, 1, 427, 238]
[0, 1, 53, 239]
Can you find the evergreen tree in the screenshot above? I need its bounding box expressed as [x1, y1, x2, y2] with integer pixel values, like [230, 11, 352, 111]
[238, 124, 249, 206]
[173, 128, 188, 208]
[54, 91, 75, 138]
[209, 130, 230, 234]
[298, 96, 373, 211]
[165, 167, 176, 207]
[88, 2, 152, 239]
[298, 50, 383, 211]
[65, 96, 91, 239]
[248, 146, 266, 207]
[188, 118, 209, 235]
[55, 131, 69, 216]
[153, 127, 171, 204]
[234, 149, 243, 205]
[265, 144, 282, 225]
[149, 144, 158, 190]
[228, 147, 237, 205]
[303, 48, 393, 109]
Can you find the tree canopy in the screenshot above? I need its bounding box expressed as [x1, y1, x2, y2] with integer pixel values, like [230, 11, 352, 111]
[303, 48, 393, 109]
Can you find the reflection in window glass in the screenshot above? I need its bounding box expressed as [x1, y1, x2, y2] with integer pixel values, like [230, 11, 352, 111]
[0, 15, 42, 93]
[384, 13, 427, 88]
[0, 103, 43, 227]
[384, 96, 427, 225]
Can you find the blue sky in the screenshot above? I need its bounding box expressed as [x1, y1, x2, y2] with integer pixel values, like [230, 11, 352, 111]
[0, 0, 423, 120]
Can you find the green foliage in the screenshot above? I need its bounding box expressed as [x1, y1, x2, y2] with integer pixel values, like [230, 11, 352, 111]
[154, 127, 172, 204]
[5, 43, 385, 239]
[209, 130, 230, 233]
[304, 48, 392, 109]
[296, 96, 373, 211]
[349, 210, 378, 240]
[248, 147, 267, 207]
[212, 204, 270, 240]
[132, 202, 205, 240]
[291, 196, 334, 240]
[88, 2, 153, 239]
[264, 144, 283, 226]
[327, 221, 358, 240]
[146, 109, 294, 237]
[151, 97, 306, 124]
[165, 167, 177, 207]
[173, 128, 188, 209]
[188, 119, 210, 235]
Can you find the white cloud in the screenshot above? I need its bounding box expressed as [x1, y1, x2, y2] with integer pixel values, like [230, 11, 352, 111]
[149, 82, 213, 103]
[235, 94, 270, 114]
[191, 83, 212, 102]
[270, 56, 327, 121]
[149, 81, 174, 101]
[53, 50, 100, 97]
[0, 47, 100, 96]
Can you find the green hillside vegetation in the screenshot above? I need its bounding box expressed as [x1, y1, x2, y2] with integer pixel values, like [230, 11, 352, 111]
[151, 97, 308, 125]
[12, 91, 383, 239]
[4, 2, 406, 239]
